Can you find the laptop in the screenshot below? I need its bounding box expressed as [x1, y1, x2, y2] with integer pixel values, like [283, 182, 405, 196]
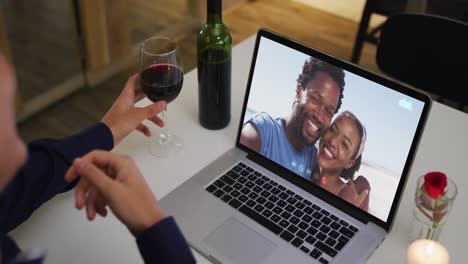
[160, 28, 432, 264]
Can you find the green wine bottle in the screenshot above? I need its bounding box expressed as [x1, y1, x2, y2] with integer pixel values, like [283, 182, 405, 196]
[197, 0, 232, 130]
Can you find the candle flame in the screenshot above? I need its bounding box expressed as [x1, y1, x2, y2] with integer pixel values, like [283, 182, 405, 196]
[425, 241, 434, 256]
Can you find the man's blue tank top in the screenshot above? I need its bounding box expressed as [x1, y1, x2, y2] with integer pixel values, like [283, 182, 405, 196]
[246, 112, 317, 181]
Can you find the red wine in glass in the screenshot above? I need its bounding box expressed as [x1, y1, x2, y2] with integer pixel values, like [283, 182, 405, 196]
[139, 36, 184, 158]
[140, 64, 184, 103]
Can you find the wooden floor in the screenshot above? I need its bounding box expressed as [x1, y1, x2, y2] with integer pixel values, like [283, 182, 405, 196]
[15, 0, 454, 143]
[130, 0, 192, 45]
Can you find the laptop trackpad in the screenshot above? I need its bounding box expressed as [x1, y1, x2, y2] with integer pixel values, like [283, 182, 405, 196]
[203, 217, 277, 264]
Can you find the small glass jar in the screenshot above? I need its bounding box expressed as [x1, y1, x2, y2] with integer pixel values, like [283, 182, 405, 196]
[409, 173, 457, 242]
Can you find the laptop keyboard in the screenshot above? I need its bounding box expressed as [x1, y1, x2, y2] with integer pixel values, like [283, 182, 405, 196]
[205, 162, 360, 264]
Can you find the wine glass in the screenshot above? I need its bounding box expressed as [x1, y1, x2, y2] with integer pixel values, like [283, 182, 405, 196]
[139, 37, 184, 158]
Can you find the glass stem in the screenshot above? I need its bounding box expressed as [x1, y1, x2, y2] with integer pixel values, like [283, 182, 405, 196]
[160, 107, 169, 144]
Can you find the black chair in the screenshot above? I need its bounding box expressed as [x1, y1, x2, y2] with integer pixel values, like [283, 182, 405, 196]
[351, 0, 408, 64]
[426, 0, 468, 23]
[376, 13, 468, 109]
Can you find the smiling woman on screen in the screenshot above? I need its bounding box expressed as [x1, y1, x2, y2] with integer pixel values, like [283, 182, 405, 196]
[312, 110, 370, 211]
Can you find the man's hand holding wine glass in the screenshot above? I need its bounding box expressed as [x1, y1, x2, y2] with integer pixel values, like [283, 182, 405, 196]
[101, 73, 167, 146]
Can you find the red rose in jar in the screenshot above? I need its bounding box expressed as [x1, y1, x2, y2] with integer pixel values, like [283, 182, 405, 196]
[424, 171, 447, 199]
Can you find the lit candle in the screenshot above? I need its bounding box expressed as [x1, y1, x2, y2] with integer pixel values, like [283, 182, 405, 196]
[407, 239, 450, 264]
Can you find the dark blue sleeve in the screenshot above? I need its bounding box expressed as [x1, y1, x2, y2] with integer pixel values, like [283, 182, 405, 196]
[136, 217, 196, 264]
[0, 123, 114, 233]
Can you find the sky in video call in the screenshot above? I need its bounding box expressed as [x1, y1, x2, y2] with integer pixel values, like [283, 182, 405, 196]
[243, 38, 425, 221]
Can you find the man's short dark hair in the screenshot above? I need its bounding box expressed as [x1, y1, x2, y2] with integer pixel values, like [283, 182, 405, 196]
[297, 57, 345, 113]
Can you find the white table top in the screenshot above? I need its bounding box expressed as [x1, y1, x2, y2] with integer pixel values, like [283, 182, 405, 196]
[11, 35, 468, 263]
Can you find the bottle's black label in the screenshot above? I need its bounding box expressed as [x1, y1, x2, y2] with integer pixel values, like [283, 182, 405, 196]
[198, 49, 231, 129]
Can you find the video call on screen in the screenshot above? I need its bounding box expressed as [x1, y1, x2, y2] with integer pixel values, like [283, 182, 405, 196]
[241, 37, 425, 222]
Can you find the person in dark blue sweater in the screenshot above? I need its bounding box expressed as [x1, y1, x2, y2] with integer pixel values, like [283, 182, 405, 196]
[0, 54, 195, 263]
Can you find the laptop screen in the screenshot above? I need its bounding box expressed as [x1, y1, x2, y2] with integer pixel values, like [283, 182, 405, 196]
[239, 35, 427, 223]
